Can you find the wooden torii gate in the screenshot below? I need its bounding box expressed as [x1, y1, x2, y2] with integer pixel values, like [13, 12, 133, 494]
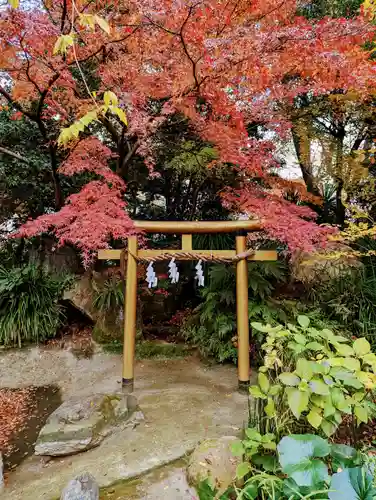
[98, 220, 277, 393]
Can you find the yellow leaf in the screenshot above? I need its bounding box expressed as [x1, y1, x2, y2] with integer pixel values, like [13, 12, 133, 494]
[364, 0, 376, 19]
[58, 110, 99, 146]
[57, 128, 73, 146]
[79, 109, 98, 127]
[114, 106, 128, 126]
[103, 91, 118, 107]
[53, 34, 74, 56]
[8, 0, 19, 7]
[78, 14, 96, 30]
[95, 15, 111, 34]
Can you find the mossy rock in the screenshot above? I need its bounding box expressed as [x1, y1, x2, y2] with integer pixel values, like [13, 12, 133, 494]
[187, 436, 241, 495]
[35, 394, 142, 457]
[92, 312, 123, 343]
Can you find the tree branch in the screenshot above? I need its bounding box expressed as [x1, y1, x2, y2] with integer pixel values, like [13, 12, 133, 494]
[0, 145, 32, 164]
[0, 86, 35, 121]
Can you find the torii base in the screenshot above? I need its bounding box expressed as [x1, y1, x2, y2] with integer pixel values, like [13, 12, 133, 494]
[238, 380, 250, 394]
[122, 378, 134, 394]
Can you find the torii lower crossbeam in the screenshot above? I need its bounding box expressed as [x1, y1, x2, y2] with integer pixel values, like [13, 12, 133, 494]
[97, 220, 277, 393]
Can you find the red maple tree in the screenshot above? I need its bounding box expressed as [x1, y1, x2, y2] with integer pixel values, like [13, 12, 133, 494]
[0, 0, 375, 263]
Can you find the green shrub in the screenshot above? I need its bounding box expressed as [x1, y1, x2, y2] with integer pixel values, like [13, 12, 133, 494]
[92, 273, 124, 313]
[199, 433, 373, 499]
[250, 315, 376, 441]
[183, 261, 288, 363]
[0, 263, 71, 347]
[309, 238, 376, 347]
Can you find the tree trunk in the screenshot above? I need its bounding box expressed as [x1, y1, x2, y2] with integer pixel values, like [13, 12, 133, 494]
[49, 144, 63, 210]
[291, 124, 321, 197]
[334, 128, 346, 228]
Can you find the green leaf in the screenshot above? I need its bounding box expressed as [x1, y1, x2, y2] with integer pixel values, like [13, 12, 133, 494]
[311, 394, 326, 409]
[258, 372, 269, 394]
[245, 428, 261, 441]
[307, 408, 322, 429]
[297, 315, 310, 329]
[296, 359, 314, 380]
[236, 462, 251, 480]
[345, 357, 361, 372]
[329, 358, 346, 367]
[309, 377, 330, 396]
[306, 341, 324, 351]
[249, 386, 267, 399]
[323, 400, 336, 418]
[231, 440, 245, 457]
[331, 444, 361, 470]
[283, 477, 328, 500]
[294, 333, 307, 345]
[329, 467, 376, 500]
[353, 392, 365, 403]
[262, 441, 277, 451]
[287, 341, 306, 354]
[353, 338, 371, 357]
[197, 479, 217, 500]
[265, 397, 276, 418]
[279, 372, 300, 386]
[240, 484, 258, 500]
[333, 410, 342, 425]
[269, 384, 281, 396]
[278, 435, 330, 487]
[355, 405, 369, 424]
[286, 387, 309, 419]
[335, 344, 355, 357]
[321, 419, 337, 437]
[363, 353, 376, 365]
[251, 453, 277, 472]
[251, 322, 274, 333]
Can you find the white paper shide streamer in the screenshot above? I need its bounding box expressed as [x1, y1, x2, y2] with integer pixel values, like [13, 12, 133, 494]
[195, 260, 204, 287]
[146, 262, 158, 288]
[168, 258, 179, 284]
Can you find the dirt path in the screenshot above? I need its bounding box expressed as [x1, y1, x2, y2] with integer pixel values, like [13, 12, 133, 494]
[0, 348, 250, 499]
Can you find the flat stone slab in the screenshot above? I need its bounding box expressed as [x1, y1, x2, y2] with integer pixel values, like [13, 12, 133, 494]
[35, 393, 139, 456]
[1, 353, 250, 500]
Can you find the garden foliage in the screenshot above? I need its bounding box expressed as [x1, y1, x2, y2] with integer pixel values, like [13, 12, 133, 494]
[0, 263, 71, 346]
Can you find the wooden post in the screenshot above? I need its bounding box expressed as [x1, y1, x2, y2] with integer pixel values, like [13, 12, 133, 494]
[182, 234, 193, 251]
[236, 232, 250, 391]
[123, 235, 138, 392]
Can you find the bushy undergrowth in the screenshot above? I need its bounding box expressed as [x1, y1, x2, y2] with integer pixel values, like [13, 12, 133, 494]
[182, 261, 346, 364]
[0, 263, 71, 347]
[198, 315, 376, 500]
[92, 273, 124, 313]
[309, 239, 376, 348]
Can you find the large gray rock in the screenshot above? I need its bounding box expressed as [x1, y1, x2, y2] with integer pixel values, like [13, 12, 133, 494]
[63, 274, 98, 322]
[61, 472, 99, 500]
[64, 272, 124, 342]
[187, 436, 241, 495]
[35, 394, 143, 457]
